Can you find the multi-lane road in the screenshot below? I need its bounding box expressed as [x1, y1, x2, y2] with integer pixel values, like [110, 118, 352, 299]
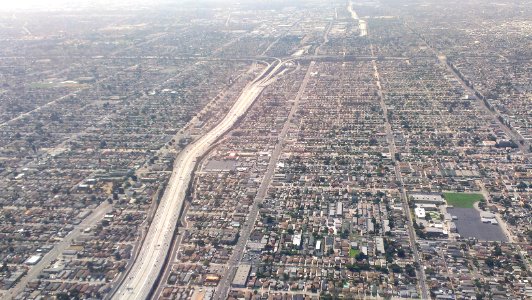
[4, 201, 112, 299]
[371, 58, 430, 299]
[213, 61, 314, 300]
[113, 59, 285, 300]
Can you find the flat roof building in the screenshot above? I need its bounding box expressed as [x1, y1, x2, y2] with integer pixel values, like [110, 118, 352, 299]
[292, 233, 302, 248]
[25, 255, 42, 265]
[415, 207, 426, 219]
[411, 193, 445, 204]
[232, 264, 251, 288]
[336, 202, 343, 216]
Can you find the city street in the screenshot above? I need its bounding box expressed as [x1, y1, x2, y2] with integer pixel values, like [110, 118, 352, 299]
[114, 59, 285, 300]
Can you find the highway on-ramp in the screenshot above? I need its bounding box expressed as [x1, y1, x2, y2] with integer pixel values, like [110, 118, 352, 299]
[113, 59, 284, 300]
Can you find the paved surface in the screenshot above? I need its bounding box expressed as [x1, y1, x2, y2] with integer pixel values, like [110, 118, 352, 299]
[403, 20, 530, 160]
[347, 2, 367, 36]
[447, 208, 508, 242]
[151, 203, 189, 300]
[4, 201, 112, 299]
[438, 55, 530, 159]
[105, 186, 162, 300]
[476, 181, 514, 242]
[371, 51, 430, 299]
[114, 59, 285, 300]
[314, 21, 332, 55]
[213, 61, 314, 300]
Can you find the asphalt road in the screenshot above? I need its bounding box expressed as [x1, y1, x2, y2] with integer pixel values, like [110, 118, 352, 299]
[371, 58, 430, 299]
[151, 203, 189, 300]
[113, 59, 285, 300]
[403, 19, 530, 159]
[213, 61, 314, 300]
[439, 55, 530, 158]
[4, 201, 112, 299]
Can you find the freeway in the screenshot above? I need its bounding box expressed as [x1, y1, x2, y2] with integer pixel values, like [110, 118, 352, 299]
[113, 59, 285, 300]
[151, 203, 190, 300]
[347, 1, 367, 37]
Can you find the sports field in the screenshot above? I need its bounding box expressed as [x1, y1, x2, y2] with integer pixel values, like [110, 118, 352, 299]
[443, 192, 484, 208]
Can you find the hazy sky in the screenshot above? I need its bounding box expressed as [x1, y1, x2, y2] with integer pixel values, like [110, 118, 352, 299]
[0, 0, 296, 12]
[0, 0, 166, 11]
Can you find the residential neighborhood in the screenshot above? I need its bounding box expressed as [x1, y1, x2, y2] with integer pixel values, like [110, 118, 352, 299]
[0, 0, 529, 299]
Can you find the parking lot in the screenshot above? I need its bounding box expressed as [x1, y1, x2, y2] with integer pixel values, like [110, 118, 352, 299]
[447, 208, 508, 241]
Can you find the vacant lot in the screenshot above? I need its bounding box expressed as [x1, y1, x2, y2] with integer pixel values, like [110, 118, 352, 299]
[443, 192, 484, 208]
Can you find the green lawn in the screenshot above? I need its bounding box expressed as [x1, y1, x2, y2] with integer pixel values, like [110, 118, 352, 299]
[29, 82, 55, 89]
[443, 192, 484, 208]
[349, 248, 360, 258]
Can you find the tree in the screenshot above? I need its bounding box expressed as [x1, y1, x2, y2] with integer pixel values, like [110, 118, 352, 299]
[1, 261, 8, 273]
[492, 243, 503, 257]
[390, 263, 402, 273]
[405, 264, 416, 277]
[397, 248, 406, 258]
[56, 293, 70, 300]
[347, 264, 360, 273]
[86, 261, 94, 272]
[341, 229, 349, 239]
[355, 252, 367, 261]
[485, 257, 495, 268]
[516, 181, 528, 191]
[124, 214, 133, 222]
[394, 153, 401, 161]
